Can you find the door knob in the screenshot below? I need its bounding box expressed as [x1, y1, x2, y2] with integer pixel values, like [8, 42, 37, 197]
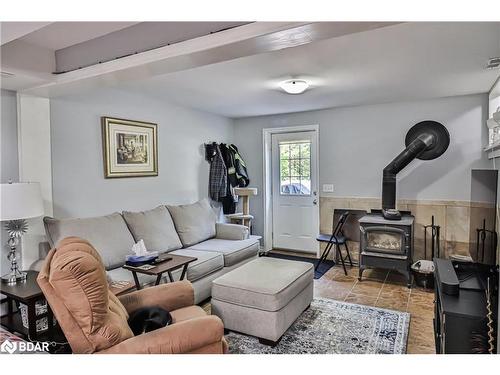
[313, 199, 318, 205]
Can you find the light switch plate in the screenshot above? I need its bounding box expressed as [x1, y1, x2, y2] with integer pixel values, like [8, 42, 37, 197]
[323, 184, 334, 192]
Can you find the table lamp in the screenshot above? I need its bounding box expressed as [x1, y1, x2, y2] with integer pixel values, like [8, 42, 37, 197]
[1, 182, 44, 284]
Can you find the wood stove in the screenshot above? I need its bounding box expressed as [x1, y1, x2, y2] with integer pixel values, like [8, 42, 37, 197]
[358, 210, 414, 287]
[356, 121, 448, 287]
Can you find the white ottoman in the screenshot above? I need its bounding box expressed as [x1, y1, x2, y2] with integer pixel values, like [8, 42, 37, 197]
[211, 257, 314, 346]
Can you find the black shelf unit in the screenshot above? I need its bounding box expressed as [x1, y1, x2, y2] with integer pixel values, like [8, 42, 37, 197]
[433, 260, 498, 354]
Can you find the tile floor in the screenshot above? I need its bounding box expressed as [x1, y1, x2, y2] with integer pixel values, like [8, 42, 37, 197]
[313, 264, 436, 354]
[205, 251, 437, 354]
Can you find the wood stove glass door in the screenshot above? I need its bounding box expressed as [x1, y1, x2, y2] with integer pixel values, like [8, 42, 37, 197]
[271, 131, 319, 253]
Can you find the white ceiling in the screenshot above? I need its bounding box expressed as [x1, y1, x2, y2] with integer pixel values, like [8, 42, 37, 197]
[19, 22, 391, 96]
[0, 22, 52, 45]
[19, 22, 139, 50]
[120, 22, 500, 118]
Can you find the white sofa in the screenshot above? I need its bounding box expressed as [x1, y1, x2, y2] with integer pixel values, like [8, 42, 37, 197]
[40, 199, 260, 303]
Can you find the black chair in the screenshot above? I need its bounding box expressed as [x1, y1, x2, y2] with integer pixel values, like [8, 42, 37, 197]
[316, 210, 353, 275]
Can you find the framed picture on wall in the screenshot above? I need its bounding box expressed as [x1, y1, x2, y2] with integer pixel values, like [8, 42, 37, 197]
[101, 116, 158, 178]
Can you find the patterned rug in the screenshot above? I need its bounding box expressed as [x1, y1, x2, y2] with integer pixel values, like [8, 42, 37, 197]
[226, 298, 410, 354]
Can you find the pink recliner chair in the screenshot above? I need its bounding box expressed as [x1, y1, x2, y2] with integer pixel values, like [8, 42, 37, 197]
[37, 237, 228, 354]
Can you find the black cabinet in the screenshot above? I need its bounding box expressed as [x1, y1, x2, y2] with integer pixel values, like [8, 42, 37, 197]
[433, 260, 498, 354]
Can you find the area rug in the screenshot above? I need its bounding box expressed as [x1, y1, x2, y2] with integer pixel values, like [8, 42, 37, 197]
[226, 298, 410, 354]
[266, 253, 335, 279]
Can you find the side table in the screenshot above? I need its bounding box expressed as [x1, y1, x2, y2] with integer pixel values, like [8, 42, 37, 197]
[0, 271, 55, 342]
[122, 254, 197, 290]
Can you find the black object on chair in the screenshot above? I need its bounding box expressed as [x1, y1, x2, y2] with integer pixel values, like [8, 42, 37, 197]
[316, 211, 353, 275]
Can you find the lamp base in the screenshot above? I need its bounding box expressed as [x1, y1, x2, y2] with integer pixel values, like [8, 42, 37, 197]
[3, 222, 28, 285]
[1, 270, 27, 284]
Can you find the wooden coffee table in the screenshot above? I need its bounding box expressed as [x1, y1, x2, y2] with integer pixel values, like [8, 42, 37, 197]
[122, 254, 197, 290]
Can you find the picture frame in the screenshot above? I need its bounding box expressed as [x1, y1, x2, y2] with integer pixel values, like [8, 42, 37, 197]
[101, 117, 158, 178]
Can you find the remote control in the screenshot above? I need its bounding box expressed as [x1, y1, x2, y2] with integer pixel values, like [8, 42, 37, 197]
[153, 256, 172, 265]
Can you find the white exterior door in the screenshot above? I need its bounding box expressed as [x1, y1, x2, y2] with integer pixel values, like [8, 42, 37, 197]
[271, 131, 319, 253]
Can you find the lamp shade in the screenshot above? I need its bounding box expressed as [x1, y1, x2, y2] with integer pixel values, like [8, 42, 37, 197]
[0, 182, 44, 221]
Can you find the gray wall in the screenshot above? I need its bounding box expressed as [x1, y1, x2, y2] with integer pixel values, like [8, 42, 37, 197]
[50, 88, 234, 218]
[1, 89, 19, 275]
[1, 89, 18, 183]
[234, 94, 491, 237]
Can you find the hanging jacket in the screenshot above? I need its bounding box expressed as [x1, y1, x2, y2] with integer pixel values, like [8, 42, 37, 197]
[220, 143, 237, 187]
[209, 144, 227, 202]
[220, 144, 250, 188]
[219, 144, 236, 214]
[228, 144, 250, 187]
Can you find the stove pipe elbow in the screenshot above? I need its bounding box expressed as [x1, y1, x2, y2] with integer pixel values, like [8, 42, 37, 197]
[382, 134, 434, 210]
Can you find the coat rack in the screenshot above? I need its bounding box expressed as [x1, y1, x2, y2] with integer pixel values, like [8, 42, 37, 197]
[204, 142, 218, 162]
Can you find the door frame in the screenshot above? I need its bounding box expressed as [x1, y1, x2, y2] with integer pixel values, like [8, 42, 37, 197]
[262, 124, 320, 254]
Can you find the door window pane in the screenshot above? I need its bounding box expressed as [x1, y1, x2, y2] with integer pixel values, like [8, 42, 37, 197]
[289, 143, 300, 159]
[300, 143, 310, 159]
[279, 141, 312, 195]
[280, 144, 290, 159]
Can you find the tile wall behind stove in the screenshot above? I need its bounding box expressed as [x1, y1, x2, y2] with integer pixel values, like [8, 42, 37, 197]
[319, 196, 494, 262]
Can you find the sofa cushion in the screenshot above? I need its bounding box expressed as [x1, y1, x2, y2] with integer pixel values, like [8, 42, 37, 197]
[167, 199, 217, 247]
[215, 223, 249, 240]
[212, 257, 314, 312]
[169, 249, 224, 282]
[44, 213, 135, 270]
[188, 238, 259, 267]
[122, 206, 182, 253]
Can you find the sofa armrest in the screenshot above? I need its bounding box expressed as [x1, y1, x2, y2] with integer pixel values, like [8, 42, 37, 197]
[29, 241, 52, 271]
[216, 223, 249, 240]
[118, 280, 194, 314]
[39, 241, 52, 259]
[98, 315, 225, 354]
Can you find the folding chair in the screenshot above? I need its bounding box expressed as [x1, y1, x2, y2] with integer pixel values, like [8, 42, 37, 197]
[315, 211, 353, 275]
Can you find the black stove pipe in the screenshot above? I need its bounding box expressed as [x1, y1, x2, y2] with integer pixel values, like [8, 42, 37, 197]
[382, 133, 434, 212]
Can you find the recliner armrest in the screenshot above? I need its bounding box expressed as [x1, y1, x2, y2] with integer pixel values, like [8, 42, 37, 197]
[118, 280, 194, 314]
[215, 223, 249, 240]
[98, 315, 225, 354]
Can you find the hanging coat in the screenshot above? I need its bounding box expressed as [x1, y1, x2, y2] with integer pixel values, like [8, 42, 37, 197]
[219, 144, 237, 214]
[228, 144, 250, 187]
[220, 143, 237, 187]
[209, 144, 227, 202]
[220, 143, 250, 188]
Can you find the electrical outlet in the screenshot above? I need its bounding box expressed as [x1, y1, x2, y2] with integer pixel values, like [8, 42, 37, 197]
[322, 184, 334, 192]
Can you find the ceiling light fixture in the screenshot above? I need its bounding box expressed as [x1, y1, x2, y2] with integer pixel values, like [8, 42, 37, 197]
[279, 79, 309, 94]
[487, 57, 500, 69]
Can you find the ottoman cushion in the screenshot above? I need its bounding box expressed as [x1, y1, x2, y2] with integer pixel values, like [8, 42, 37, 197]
[212, 257, 313, 312]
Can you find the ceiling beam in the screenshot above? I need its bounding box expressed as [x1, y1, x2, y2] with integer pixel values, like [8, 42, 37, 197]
[22, 22, 398, 97]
